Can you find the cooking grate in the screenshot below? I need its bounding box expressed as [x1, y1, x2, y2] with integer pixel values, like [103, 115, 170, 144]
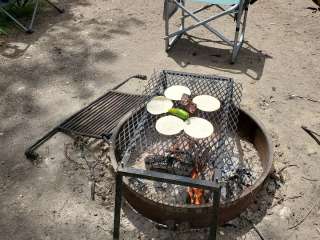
[25, 75, 146, 160]
[116, 70, 242, 182]
[59, 91, 144, 139]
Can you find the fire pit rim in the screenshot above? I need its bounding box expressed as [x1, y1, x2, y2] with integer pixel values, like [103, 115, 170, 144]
[109, 106, 273, 225]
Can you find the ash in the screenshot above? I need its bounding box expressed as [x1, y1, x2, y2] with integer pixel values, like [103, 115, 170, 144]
[221, 139, 264, 201]
[127, 138, 263, 205]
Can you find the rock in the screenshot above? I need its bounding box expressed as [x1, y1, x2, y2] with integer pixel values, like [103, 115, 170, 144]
[266, 181, 277, 194]
[306, 146, 317, 156]
[272, 87, 276, 91]
[279, 206, 292, 219]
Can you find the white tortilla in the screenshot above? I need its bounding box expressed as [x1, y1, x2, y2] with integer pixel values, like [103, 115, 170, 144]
[192, 95, 220, 112]
[146, 96, 173, 115]
[184, 117, 214, 139]
[164, 85, 191, 101]
[156, 115, 184, 136]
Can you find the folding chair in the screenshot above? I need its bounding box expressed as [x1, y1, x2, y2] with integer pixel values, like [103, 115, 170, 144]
[0, 0, 64, 33]
[164, 0, 254, 63]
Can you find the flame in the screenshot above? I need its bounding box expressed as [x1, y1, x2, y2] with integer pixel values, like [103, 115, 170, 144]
[187, 168, 204, 205]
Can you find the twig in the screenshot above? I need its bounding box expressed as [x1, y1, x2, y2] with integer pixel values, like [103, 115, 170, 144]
[289, 94, 320, 103]
[96, 225, 109, 232]
[287, 195, 302, 200]
[242, 217, 265, 240]
[271, 194, 302, 208]
[301, 176, 319, 182]
[64, 143, 79, 164]
[288, 201, 319, 230]
[306, 7, 320, 13]
[277, 164, 299, 174]
[252, 224, 265, 240]
[301, 126, 320, 145]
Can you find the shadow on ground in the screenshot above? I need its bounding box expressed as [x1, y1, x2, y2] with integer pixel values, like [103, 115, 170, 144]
[167, 35, 272, 81]
[0, 1, 146, 123]
[0, 0, 87, 58]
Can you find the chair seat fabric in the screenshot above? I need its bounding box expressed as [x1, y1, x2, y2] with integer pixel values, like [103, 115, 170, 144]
[191, 0, 240, 5]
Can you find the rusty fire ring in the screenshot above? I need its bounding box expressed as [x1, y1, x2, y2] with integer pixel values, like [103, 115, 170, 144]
[109, 108, 273, 228]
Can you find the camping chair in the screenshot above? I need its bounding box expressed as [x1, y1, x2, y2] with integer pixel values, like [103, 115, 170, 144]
[0, 0, 64, 33]
[164, 0, 254, 63]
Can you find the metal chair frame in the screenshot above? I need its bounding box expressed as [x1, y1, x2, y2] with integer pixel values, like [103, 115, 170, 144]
[164, 0, 250, 63]
[0, 0, 64, 33]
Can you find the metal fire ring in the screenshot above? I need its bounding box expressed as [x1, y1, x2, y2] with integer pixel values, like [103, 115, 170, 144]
[109, 108, 273, 227]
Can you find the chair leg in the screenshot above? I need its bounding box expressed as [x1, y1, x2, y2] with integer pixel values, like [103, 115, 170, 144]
[181, 0, 185, 30]
[165, 9, 170, 51]
[0, 0, 64, 34]
[27, 0, 64, 33]
[27, 0, 40, 33]
[231, 7, 248, 64]
[45, 0, 64, 13]
[164, 0, 185, 52]
[0, 7, 29, 32]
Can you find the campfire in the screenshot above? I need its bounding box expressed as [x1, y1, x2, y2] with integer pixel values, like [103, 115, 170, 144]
[111, 70, 273, 228]
[114, 70, 246, 206]
[188, 168, 204, 205]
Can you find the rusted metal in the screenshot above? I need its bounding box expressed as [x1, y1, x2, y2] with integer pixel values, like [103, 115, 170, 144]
[109, 108, 273, 227]
[25, 75, 147, 160]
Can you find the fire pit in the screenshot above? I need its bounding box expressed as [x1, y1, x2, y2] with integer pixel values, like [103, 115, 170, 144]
[109, 71, 273, 232]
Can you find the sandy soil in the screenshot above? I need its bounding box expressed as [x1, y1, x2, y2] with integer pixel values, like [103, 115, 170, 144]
[0, 0, 320, 239]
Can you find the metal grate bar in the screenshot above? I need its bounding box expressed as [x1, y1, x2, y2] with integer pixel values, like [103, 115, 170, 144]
[59, 91, 143, 138]
[69, 94, 135, 133]
[83, 95, 142, 136]
[61, 92, 126, 129]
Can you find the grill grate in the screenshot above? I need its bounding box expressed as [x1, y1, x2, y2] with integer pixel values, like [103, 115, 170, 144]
[115, 70, 242, 192]
[59, 91, 144, 139]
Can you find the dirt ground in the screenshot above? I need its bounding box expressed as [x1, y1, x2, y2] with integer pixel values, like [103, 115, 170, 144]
[0, 0, 320, 239]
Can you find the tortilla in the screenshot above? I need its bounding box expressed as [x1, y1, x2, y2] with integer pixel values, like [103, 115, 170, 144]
[146, 96, 173, 115]
[192, 95, 221, 112]
[156, 115, 184, 136]
[184, 117, 214, 139]
[164, 85, 191, 101]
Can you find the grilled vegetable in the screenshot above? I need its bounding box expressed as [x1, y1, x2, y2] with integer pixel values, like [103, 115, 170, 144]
[168, 108, 190, 120]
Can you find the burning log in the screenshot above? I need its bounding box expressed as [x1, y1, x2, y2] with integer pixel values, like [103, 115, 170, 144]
[187, 168, 204, 205]
[144, 153, 194, 177]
